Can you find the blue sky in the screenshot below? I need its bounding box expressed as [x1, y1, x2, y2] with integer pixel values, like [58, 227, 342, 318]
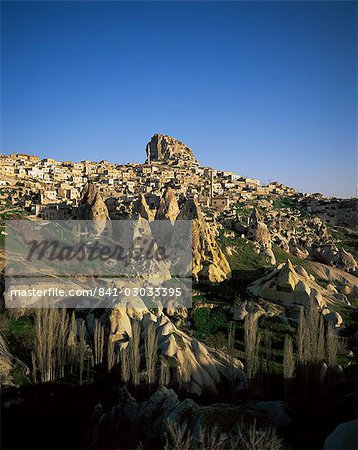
[1, 1, 356, 198]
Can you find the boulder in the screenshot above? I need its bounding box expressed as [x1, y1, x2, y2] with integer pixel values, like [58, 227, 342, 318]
[324, 419, 358, 450]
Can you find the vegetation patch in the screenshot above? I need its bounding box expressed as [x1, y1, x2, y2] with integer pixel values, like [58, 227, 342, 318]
[192, 307, 227, 337]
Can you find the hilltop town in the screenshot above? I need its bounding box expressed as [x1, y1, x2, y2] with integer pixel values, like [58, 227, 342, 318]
[0, 133, 298, 218]
[1, 134, 355, 228]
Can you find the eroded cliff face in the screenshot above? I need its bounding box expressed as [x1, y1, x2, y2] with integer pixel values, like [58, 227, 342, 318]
[77, 181, 109, 221]
[178, 199, 231, 283]
[247, 208, 276, 265]
[0, 334, 29, 385]
[107, 302, 245, 396]
[155, 187, 180, 223]
[132, 194, 153, 221]
[312, 245, 357, 275]
[145, 134, 199, 165]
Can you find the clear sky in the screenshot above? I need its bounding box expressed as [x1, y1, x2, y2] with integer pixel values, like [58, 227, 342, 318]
[1, 1, 356, 198]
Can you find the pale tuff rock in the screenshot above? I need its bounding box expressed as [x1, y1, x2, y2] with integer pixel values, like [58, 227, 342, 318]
[322, 309, 343, 328]
[128, 217, 171, 283]
[155, 187, 180, 223]
[230, 298, 284, 322]
[77, 181, 109, 235]
[145, 134, 199, 165]
[108, 302, 245, 396]
[247, 208, 276, 265]
[313, 244, 357, 275]
[152, 188, 181, 254]
[289, 242, 309, 259]
[247, 260, 339, 309]
[307, 262, 358, 297]
[177, 198, 231, 283]
[132, 194, 153, 221]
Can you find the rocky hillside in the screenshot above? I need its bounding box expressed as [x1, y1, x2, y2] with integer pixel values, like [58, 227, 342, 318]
[145, 134, 199, 166]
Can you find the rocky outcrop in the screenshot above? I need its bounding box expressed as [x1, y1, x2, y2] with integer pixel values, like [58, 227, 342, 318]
[90, 386, 287, 450]
[145, 134, 199, 166]
[128, 217, 171, 282]
[132, 194, 153, 221]
[108, 301, 245, 396]
[247, 208, 276, 264]
[155, 188, 180, 223]
[313, 245, 357, 275]
[307, 262, 358, 298]
[248, 260, 336, 308]
[324, 419, 358, 450]
[77, 182, 109, 234]
[177, 199, 231, 283]
[0, 334, 29, 385]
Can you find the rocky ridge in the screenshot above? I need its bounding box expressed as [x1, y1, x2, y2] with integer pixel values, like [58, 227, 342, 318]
[107, 302, 245, 396]
[145, 134, 199, 166]
[248, 260, 339, 309]
[178, 198, 231, 283]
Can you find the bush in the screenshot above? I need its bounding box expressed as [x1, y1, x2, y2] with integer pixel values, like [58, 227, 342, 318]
[192, 307, 227, 336]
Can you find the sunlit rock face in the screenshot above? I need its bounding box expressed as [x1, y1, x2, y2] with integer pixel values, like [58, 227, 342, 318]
[155, 188, 180, 223]
[107, 302, 245, 396]
[77, 181, 109, 235]
[132, 194, 153, 221]
[248, 259, 338, 308]
[247, 208, 276, 265]
[0, 334, 29, 385]
[145, 134, 199, 166]
[312, 244, 357, 275]
[177, 198, 231, 283]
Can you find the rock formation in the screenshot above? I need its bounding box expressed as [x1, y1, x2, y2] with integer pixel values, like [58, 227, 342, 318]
[127, 217, 171, 283]
[247, 208, 276, 264]
[132, 194, 153, 221]
[307, 262, 358, 298]
[230, 298, 284, 322]
[77, 181, 109, 235]
[108, 301, 245, 396]
[90, 386, 288, 450]
[177, 199, 231, 283]
[324, 419, 358, 450]
[155, 187, 180, 223]
[313, 244, 357, 275]
[247, 260, 336, 308]
[0, 334, 29, 385]
[145, 134, 199, 166]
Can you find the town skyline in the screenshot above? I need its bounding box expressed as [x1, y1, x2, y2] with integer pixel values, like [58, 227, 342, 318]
[1, 130, 356, 199]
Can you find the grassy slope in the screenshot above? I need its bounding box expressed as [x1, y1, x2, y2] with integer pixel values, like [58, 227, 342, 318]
[330, 226, 358, 260]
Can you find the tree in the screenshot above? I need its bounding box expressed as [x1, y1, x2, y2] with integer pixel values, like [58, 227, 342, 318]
[244, 313, 260, 382]
[145, 320, 158, 386]
[130, 320, 141, 386]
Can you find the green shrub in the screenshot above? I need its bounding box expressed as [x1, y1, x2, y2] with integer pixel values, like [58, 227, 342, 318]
[192, 307, 227, 336]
